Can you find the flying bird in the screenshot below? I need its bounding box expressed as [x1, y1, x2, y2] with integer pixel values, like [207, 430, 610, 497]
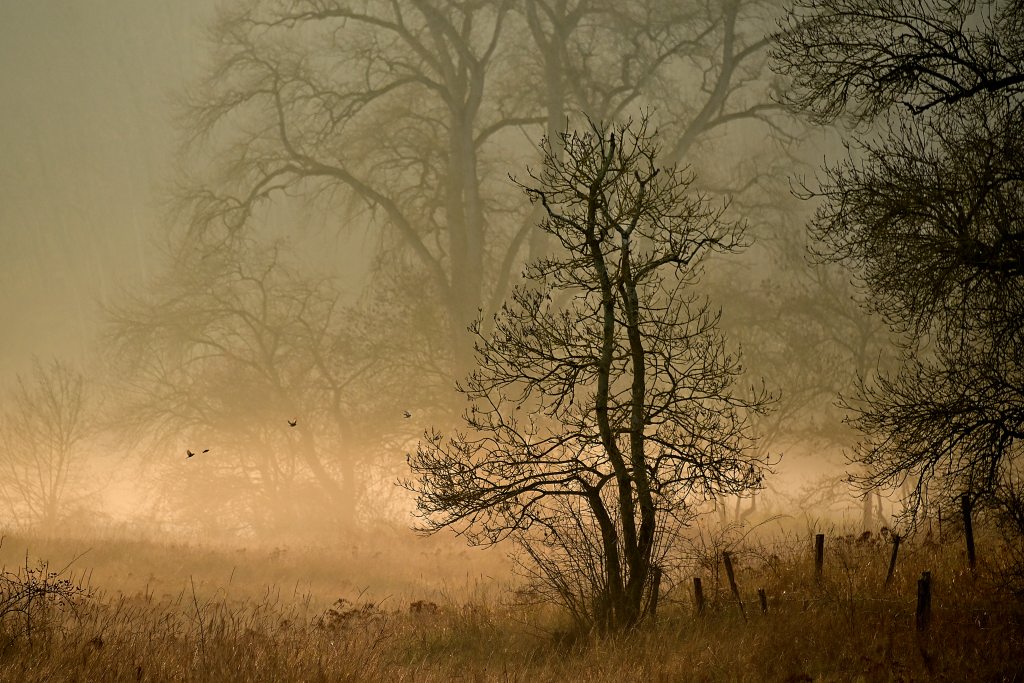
[203, 449, 209, 453]
[287, 419, 297, 427]
[186, 450, 195, 458]
[403, 411, 412, 418]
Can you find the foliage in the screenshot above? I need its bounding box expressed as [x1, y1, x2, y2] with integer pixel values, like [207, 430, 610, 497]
[407, 117, 770, 631]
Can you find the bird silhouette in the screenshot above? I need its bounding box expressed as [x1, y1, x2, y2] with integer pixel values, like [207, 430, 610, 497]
[203, 449, 209, 453]
[186, 450, 195, 458]
[403, 411, 412, 418]
[287, 419, 297, 427]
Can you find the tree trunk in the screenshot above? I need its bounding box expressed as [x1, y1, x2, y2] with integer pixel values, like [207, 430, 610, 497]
[295, 426, 350, 528]
[586, 488, 624, 631]
[444, 111, 486, 375]
[619, 242, 657, 629]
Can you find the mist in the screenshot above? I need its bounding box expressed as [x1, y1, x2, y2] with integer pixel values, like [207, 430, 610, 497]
[0, 1, 867, 538]
[1, 0, 1021, 679]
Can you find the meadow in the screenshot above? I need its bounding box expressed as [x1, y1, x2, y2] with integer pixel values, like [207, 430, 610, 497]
[0, 521, 1020, 682]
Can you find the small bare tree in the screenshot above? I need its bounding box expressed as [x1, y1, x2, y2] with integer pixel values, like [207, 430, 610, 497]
[406, 117, 771, 632]
[105, 238, 395, 535]
[0, 360, 93, 530]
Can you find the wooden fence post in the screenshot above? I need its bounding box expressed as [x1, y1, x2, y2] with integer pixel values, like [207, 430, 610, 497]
[814, 533, 825, 581]
[722, 551, 746, 621]
[693, 577, 705, 616]
[884, 533, 901, 588]
[757, 588, 768, 614]
[916, 571, 932, 632]
[961, 493, 976, 573]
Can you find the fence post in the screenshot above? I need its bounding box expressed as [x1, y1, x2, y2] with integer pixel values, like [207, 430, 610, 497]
[961, 493, 976, 573]
[757, 588, 768, 614]
[916, 571, 932, 631]
[722, 551, 746, 621]
[814, 533, 825, 581]
[884, 533, 901, 588]
[693, 577, 705, 616]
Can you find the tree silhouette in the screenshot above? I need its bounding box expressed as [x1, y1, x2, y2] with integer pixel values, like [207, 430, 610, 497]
[182, 0, 793, 376]
[773, 0, 1024, 521]
[0, 359, 94, 529]
[773, 0, 1024, 122]
[106, 238, 396, 534]
[406, 117, 770, 631]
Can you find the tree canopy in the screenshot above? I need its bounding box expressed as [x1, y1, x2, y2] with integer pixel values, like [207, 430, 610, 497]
[181, 0, 791, 373]
[773, 0, 1024, 519]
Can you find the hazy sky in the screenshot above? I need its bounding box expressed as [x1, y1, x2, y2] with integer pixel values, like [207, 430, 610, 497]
[0, 2, 216, 378]
[0, 2, 383, 382]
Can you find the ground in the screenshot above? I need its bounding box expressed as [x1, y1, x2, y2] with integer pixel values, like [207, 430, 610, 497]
[0, 523, 1019, 681]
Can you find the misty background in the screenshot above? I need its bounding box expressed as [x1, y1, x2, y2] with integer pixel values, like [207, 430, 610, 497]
[0, 2, 373, 376]
[0, 0, 888, 541]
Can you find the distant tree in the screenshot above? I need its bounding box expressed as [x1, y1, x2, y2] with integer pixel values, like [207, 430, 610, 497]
[716, 215, 896, 527]
[406, 118, 770, 631]
[106, 238, 396, 535]
[183, 0, 793, 377]
[0, 360, 93, 529]
[772, 0, 1024, 521]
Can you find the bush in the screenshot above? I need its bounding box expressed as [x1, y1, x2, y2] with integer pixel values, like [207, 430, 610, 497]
[0, 550, 93, 647]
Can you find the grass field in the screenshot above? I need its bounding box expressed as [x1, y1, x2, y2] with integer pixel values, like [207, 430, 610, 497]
[0, 524, 1020, 682]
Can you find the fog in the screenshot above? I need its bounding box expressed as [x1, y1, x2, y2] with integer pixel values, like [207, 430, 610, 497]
[2, 1, 1023, 677]
[1, 3, 190, 370]
[0, 1, 899, 560]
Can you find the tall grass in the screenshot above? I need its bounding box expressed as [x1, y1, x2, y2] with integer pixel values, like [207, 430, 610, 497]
[0, 525, 1019, 681]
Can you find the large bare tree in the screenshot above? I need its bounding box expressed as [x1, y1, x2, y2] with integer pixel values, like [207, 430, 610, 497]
[406, 118, 770, 631]
[159, 0, 810, 537]
[182, 0, 793, 376]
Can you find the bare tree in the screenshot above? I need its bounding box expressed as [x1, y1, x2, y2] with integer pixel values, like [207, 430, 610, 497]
[509, 0, 797, 273]
[182, 0, 530, 373]
[721, 211, 898, 525]
[773, 0, 1024, 522]
[821, 108, 1024, 511]
[0, 360, 93, 530]
[773, 0, 1024, 123]
[106, 237, 393, 534]
[406, 117, 770, 631]
[182, 0, 795, 377]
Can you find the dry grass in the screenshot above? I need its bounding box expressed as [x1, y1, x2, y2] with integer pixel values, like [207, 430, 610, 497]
[0, 526, 1020, 682]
